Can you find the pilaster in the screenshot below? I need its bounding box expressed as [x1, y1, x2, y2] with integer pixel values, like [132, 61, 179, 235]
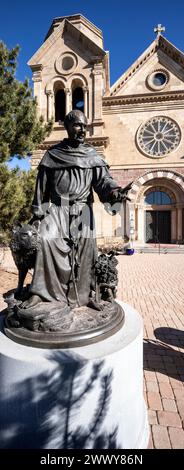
[31, 64, 43, 118]
[92, 61, 103, 122]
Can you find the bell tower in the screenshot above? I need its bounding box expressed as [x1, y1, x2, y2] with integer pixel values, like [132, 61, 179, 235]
[28, 14, 110, 167]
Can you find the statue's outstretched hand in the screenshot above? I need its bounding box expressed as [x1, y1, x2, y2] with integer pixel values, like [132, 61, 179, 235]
[109, 181, 132, 204]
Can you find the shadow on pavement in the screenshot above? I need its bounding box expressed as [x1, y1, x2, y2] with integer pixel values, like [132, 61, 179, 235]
[143, 333, 184, 381]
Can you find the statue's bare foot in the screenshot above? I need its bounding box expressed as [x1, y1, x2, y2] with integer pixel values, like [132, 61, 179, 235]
[87, 299, 104, 311]
[20, 295, 42, 309]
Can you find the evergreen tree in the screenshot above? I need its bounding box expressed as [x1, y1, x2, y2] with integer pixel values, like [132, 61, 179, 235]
[0, 165, 36, 244]
[0, 41, 53, 162]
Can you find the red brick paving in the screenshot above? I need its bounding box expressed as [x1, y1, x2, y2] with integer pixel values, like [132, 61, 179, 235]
[0, 253, 184, 449]
[117, 253, 184, 449]
[0, 269, 18, 310]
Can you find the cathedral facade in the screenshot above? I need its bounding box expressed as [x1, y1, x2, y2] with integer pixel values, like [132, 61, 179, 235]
[28, 14, 184, 245]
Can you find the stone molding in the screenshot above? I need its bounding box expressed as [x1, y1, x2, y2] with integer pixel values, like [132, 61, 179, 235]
[28, 18, 106, 68]
[109, 35, 184, 96]
[103, 90, 184, 108]
[63, 20, 106, 59]
[37, 136, 109, 152]
[129, 169, 184, 201]
[146, 68, 170, 92]
[32, 64, 43, 82]
[45, 14, 103, 43]
[55, 51, 78, 76]
[92, 62, 103, 75]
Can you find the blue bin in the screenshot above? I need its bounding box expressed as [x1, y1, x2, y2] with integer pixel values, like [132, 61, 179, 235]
[126, 248, 134, 255]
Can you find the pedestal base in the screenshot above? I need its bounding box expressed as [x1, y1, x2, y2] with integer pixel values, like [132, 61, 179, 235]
[0, 302, 149, 449]
[4, 301, 124, 348]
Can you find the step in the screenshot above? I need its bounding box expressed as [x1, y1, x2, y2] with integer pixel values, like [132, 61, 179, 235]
[135, 247, 184, 254]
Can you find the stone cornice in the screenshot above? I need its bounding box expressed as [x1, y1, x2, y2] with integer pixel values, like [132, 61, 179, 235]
[110, 40, 157, 96]
[159, 35, 184, 67]
[28, 23, 65, 66]
[39, 136, 109, 151]
[109, 163, 184, 170]
[45, 14, 103, 42]
[87, 136, 109, 148]
[32, 64, 43, 82]
[103, 90, 184, 107]
[64, 20, 106, 58]
[28, 18, 105, 68]
[31, 64, 43, 72]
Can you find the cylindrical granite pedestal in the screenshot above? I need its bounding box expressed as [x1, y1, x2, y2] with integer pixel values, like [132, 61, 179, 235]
[0, 302, 149, 449]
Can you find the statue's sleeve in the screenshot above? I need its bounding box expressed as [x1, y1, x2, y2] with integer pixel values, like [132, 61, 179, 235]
[31, 165, 51, 218]
[92, 165, 119, 203]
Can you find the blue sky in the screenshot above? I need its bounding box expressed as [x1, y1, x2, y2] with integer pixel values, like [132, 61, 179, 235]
[1, 0, 184, 169]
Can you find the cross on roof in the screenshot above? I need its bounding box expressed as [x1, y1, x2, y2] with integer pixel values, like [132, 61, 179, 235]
[154, 24, 165, 36]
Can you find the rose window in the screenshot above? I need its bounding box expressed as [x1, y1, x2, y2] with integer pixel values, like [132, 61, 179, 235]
[137, 117, 181, 157]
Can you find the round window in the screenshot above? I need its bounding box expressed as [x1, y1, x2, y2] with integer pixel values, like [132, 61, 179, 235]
[62, 56, 74, 71]
[137, 116, 181, 157]
[152, 72, 167, 86]
[55, 53, 77, 75]
[146, 69, 169, 90]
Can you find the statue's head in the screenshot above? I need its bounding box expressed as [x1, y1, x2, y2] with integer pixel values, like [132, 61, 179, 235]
[64, 110, 87, 146]
[11, 222, 39, 252]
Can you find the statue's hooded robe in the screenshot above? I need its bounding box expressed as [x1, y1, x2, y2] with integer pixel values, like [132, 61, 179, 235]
[30, 140, 119, 308]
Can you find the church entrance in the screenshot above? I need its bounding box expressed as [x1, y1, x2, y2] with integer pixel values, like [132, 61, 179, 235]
[131, 174, 184, 245]
[145, 210, 171, 243]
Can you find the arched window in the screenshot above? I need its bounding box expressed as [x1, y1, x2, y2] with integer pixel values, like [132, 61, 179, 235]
[72, 87, 84, 112]
[145, 190, 172, 205]
[55, 89, 65, 122]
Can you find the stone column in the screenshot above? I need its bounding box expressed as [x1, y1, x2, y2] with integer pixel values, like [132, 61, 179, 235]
[177, 208, 182, 242]
[127, 203, 136, 241]
[137, 205, 144, 243]
[120, 201, 126, 238]
[171, 210, 177, 242]
[46, 91, 54, 121]
[83, 86, 89, 118]
[64, 88, 71, 115]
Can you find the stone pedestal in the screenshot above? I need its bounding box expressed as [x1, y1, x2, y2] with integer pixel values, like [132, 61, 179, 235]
[0, 302, 149, 449]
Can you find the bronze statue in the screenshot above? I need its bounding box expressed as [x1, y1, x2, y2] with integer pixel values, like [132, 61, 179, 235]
[4, 110, 130, 347]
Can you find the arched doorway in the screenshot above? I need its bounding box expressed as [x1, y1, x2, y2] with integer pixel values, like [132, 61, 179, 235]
[129, 171, 184, 245]
[145, 189, 173, 243]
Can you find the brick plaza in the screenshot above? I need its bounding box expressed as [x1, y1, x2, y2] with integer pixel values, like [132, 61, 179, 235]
[117, 253, 184, 449]
[0, 252, 184, 449]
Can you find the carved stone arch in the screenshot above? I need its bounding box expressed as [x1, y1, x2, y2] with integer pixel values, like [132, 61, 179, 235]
[67, 73, 88, 88]
[45, 76, 67, 122]
[68, 74, 89, 117]
[45, 75, 67, 94]
[129, 170, 184, 244]
[129, 170, 184, 202]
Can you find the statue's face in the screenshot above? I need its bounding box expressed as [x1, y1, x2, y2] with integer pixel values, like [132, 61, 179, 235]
[67, 114, 87, 145]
